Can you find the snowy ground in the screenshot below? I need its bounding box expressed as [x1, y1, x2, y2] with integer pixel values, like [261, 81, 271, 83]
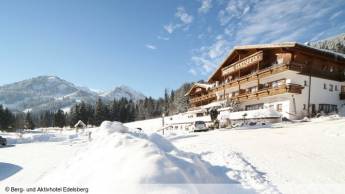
[1, 116, 345, 194]
[166, 116, 345, 194]
[0, 123, 253, 194]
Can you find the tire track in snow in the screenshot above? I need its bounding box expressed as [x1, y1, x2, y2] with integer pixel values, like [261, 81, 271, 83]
[174, 141, 281, 194]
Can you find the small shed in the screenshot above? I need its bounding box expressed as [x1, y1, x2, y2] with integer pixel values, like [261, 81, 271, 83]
[74, 120, 86, 129]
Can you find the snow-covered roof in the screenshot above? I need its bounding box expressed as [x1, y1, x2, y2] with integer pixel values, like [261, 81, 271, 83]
[202, 100, 226, 109]
[234, 42, 345, 59]
[74, 120, 86, 128]
[185, 83, 213, 96]
[208, 42, 345, 82]
[184, 108, 207, 114]
[299, 43, 345, 59]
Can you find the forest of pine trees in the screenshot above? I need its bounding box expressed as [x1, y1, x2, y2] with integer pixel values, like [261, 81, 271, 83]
[0, 105, 15, 131]
[0, 82, 193, 132]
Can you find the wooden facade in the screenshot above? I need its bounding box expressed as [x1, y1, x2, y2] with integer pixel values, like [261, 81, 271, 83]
[187, 42, 345, 108]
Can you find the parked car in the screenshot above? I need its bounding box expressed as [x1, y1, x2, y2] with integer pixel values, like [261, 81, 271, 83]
[0, 136, 7, 146]
[191, 121, 208, 132]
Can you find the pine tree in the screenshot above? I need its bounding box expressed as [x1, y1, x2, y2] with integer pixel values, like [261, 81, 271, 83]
[86, 104, 95, 126]
[40, 111, 53, 128]
[25, 112, 35, 130]
[69, 104, 80, 127]
[94, 98, 108, 126]
[164, 89, 170, 115]
[0, 105, 15, 131]
[14, 113, 25, 129]
[118, 98, 129, 122]
[110, 99, 120, 121]
[54, 109, 66, 128]
[3, 108, 15, 130]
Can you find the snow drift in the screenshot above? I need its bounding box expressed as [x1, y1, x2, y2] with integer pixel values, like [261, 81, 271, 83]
[1, 131, 78, 145]
[38, 121, 245, 194]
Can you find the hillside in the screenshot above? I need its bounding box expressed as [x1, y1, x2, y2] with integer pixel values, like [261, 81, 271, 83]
[0, 76, 145, 112]
[309, 33, 345, 54]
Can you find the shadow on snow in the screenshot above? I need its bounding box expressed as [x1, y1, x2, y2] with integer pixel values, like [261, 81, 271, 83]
[0, 162, 23, 181]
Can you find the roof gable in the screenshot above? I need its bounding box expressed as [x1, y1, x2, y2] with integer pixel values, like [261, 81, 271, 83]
[207, 42, 345, 82]
[185, 83, 212, 96]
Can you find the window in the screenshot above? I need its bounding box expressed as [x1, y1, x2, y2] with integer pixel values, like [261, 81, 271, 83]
[277, 58, 284, 65]
[272, 81, 279, 88]
[304, 80, 307, 86]
[319, 104, 338, 113]
[276, 104, 283, 112]
[335, 85, 338, 91]
[196, 113, 204, 117]
[245, 103, 264, 111]
[323, 83, 327, 90]
[247, 86, 258, 94]
[303, 104, 306, 110]
[330, 66, 334, 72]
[329, 84, 334, 92]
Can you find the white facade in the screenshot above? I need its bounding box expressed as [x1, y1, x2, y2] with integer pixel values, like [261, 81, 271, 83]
[215, 70, 345, 120]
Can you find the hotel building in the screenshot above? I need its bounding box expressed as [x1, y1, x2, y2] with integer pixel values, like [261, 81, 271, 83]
[186, 42, 345, 120]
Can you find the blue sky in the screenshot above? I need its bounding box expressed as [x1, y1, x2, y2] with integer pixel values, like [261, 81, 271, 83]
[0, 0, 344, 97]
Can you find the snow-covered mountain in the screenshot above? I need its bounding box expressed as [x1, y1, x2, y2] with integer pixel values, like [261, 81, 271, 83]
[100, 85, 145, 101]
[308, 33, 345, 55]
[0, 76, 146, 112]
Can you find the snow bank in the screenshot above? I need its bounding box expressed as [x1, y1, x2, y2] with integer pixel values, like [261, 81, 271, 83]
[38, 121, 242, 194]
[219, 108, 282, 120]
[99, 121, 128, 133]
[125, 117, 163, 132]
[338, 105, 345, 117]
[1, 131, 78, 145]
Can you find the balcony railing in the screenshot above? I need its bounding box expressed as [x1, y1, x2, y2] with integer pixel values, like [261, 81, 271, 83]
[232, 83, 304, 102]
[191, 83, 304, 105]
[189, 93, 217, 104]
[189, 62, 306, 107]
[213, 63, 304, 92]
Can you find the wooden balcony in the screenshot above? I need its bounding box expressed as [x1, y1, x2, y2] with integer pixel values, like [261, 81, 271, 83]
[188, 63, 305, 107]
[189, 93, 217, 104]
[231, 83, 304, 102]
[213, 63, 304, 91]
[189, 83, 304, 107]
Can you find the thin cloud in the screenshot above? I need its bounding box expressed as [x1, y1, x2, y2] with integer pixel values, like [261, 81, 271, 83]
[188, 68, 198, 76]
[218, 0, 251, 26]
[330, 10, 343, 20]
[163, 23, 176, 34]
[163, 6, 193, 34]
[145, 44, 157, 50]
[198, 0, 212, 14]
[175, 7, 193, 24]
[157, 36, 170, 41]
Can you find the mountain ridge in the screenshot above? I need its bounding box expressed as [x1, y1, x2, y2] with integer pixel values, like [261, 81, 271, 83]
[308, 33, 345, 55]
[0, 76, 146, 112]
